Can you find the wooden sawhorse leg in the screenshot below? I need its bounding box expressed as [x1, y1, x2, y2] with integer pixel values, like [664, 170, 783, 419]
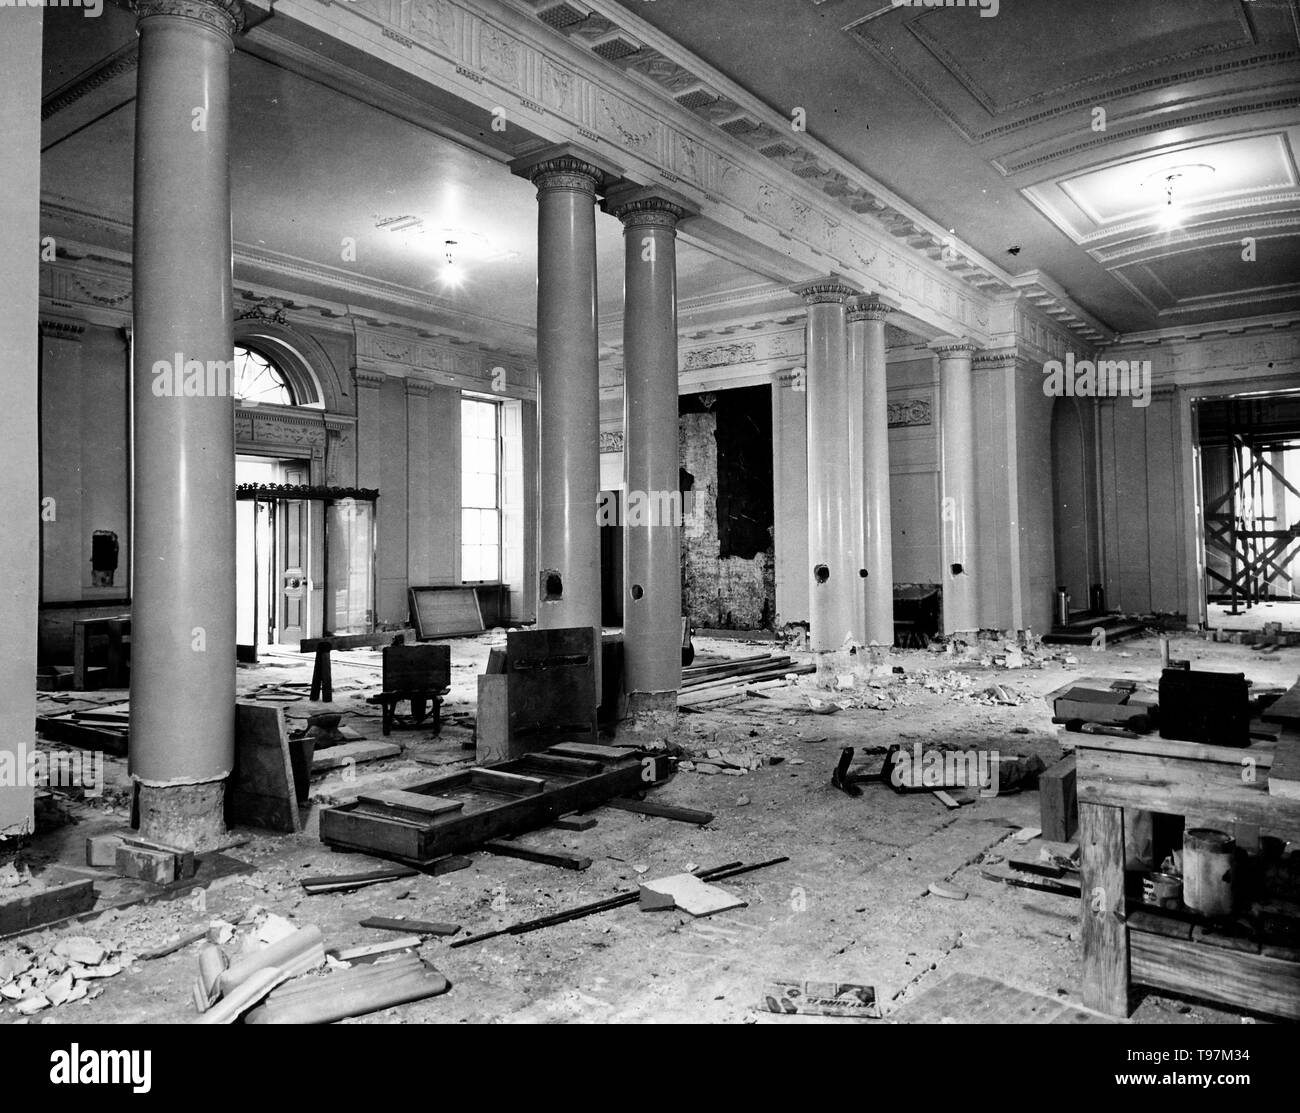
[1079, 801, 1129, 1017]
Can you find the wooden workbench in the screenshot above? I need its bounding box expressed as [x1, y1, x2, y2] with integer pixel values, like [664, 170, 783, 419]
[1075, 726, 1300, 1020]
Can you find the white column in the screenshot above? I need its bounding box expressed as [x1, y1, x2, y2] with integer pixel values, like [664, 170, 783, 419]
[849, 298, 896, 646]
[795, 276, 860, 651]
[933, 337, 979, 634]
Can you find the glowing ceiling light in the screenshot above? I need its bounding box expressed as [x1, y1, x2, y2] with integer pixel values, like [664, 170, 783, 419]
[440, 240, 463, 287]
[1142, 164, 1215, 230]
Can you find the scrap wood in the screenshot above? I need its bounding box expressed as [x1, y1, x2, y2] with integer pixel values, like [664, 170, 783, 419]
[360, 916, 459, 937]
[482, 841, 592, 871]
[300, 865, 418, 895]
[760, 979, 880, 1019]
[449, 856, 789, 948]
[329, 936, 422, 963]
[980, 868, 1079, 899]
[605, 797, 714, 825]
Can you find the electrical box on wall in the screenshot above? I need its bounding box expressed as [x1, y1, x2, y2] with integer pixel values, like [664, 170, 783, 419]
[91, 529, 118, 587]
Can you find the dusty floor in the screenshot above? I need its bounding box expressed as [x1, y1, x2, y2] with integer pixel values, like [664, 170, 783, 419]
[5, 627, 1297, 1025]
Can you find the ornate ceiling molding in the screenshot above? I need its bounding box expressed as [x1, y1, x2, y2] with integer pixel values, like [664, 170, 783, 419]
[275, 0, 999, 341]
[41, 43, 139, 122]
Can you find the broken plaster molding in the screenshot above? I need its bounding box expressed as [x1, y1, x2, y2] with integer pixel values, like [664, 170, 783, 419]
[279, 0, 993, 342]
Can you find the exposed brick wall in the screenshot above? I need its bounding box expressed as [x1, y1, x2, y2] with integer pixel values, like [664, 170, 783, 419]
[679, 387, 775, 630]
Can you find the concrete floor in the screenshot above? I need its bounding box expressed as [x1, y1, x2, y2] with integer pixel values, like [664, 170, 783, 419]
[4, 628, 1296, 1025]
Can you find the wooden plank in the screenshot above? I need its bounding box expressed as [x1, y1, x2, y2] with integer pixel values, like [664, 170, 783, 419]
[359, 916, 459, 937]
[228, 703, 301, 834]
[471, 768, 547, 795]
[1076, 747, 1300, 841]
[356, 789, 465, 822]
[1073, 733, 1274, 768]
[475, 673, 511, 765]
[1261, 679, 1300, 725]
[1079, 802, 1129, 1017]
[311, 740, 402, 772]
[482, 841, 592, 871]
[300, 866, 418, 894]
[1039, 754, 1077, 842]
[34, 712, 129, 757]
[0, 879, 96, 938]
[1268, 731, 1300, 800]
[1130, 930, 1300, 1021]
[546, 742, 631, 762]
[605, 797, 714, 825]
[520, 753, 604, 776]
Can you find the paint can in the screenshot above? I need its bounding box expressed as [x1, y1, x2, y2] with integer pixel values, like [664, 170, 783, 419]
[1182, 828, 1235, 917]
[1141, 871, 1182, 909]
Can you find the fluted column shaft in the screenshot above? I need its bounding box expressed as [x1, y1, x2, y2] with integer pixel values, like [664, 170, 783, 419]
[849, 299, 896, 646]
[130, 0, 243, 848]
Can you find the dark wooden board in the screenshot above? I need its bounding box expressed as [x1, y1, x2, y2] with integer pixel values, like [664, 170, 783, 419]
[606, 797, 714, 825]
[1039, 754, 1077, 842]
[482, 841, 592, 871]
[227, 703, 302, 834]
[1261, 678, 1300, 725]
[0, 879, 96, 938]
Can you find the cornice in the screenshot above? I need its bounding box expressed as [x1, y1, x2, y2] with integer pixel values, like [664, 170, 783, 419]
[276, 0, 997, 342]
[1103, 311, 1300, 348]
[39, 318, 86, 341]
[41, 43, 139, 122]
[354, 368, 388, 389]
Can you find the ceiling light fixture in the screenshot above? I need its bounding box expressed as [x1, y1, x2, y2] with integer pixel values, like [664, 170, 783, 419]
[1142, 164, 1215, 230]
[440, 240, 463, 287]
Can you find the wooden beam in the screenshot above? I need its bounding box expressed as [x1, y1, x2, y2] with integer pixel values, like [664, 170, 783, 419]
[606, 798, 714, 825]
[481, 841, 592, 871]
[0, 879, 95, 938]
[1079, 802, 1129, 1017]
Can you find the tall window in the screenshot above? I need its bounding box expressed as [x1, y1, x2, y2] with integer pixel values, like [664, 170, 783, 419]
[461, 396, 501, 581]
[232, 345, 295, 406]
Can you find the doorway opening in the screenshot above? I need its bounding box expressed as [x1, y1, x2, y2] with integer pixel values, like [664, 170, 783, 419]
[1196, 391, 1300, 629]
[236, 456, 312, 655]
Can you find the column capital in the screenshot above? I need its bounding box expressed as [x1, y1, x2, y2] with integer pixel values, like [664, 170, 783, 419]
[602, 184, 693, 228]
[847, 297, 893, 324]
[134, 0, 244, 36]
[791, 274, 861, 305]
[929, 336, 977, 359]
[509, 144, 623, 197]
[405, 377, 436, 397]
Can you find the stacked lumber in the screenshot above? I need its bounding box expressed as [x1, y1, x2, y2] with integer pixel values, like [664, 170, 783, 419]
[679, 654, 814, 707]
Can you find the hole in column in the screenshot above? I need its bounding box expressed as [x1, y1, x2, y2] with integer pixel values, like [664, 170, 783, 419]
[814, 564, 830, 585]
[951, 563, 964, 576]
[859, 569, 868, 578]
[630, 584, 644, 601]
[542, 570, 564, 601]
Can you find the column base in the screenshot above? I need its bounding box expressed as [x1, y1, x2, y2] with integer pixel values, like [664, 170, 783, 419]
[136, 778, 227, 851]
[620, 691, 679, 748]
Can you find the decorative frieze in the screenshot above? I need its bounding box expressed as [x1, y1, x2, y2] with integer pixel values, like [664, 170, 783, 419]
[887, 397, 933, 428]
[683, 341, 757, 371]
[599, 430, 624, 454]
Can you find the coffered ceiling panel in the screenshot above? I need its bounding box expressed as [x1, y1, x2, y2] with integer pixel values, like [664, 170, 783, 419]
[614, 0, 1300, 332]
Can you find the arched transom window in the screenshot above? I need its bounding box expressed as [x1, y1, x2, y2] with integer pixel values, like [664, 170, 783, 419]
[232, 345, 295, 406]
